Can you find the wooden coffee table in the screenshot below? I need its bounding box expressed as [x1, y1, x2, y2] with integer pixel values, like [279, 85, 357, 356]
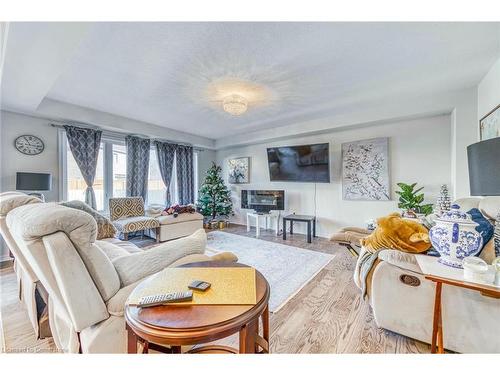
[125, 261, 270, 354]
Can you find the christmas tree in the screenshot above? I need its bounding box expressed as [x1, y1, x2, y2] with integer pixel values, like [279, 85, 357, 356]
[197, 163, 233, 220]
[435, 184, 451, 215]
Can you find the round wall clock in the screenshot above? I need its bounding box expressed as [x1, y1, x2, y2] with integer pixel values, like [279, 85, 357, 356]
[14, 135, 45, 155]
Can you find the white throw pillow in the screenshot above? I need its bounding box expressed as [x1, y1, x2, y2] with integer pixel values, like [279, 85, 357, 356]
[112, 229, 207, 286]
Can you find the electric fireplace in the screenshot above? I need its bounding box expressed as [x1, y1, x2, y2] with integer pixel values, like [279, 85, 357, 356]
[241, 190, 285, 213]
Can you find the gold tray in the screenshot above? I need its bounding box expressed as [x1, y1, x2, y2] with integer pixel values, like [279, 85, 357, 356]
[127, 267, 257, 306]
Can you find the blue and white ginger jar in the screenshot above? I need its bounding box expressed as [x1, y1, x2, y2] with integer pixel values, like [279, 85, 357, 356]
[429, 204, 483, 268]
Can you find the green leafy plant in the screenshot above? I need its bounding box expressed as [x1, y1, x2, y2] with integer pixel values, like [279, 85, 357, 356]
[395, 182, 433, 216]
[197, 163, 233, 220]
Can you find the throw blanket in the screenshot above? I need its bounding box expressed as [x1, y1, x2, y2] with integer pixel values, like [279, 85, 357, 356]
[358, 249, 381, 299]
[162, 204, 196, 216]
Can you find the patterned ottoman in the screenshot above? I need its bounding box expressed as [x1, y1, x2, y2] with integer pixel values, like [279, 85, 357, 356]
[157, 212, 204, 242]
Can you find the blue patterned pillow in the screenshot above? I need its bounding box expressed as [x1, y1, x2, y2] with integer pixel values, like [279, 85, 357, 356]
[467, 208, 494, 250]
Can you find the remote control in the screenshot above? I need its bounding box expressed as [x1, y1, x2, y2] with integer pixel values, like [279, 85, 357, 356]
[188, 280, 211, 291]
[137, 291, 193, 308]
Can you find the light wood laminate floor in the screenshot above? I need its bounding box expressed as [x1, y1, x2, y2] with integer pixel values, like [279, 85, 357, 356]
[0, 225, 430, 353]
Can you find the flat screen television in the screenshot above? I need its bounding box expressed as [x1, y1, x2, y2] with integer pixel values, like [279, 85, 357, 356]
[241, 190, 285, 213]
[267, 143, 330, 182]
[16, 172, 52, 191]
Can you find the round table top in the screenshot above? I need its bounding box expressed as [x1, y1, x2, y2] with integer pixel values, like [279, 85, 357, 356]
[125, 261, 270, 346]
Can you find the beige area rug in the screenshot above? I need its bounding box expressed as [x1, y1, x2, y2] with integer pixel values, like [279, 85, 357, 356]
[138, 231, 335, 313]
[206, 231, 335, 312]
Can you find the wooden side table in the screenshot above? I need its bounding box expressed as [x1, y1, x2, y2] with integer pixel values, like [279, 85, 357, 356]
[125, 262, 270, 354]
[416, 255, 500, 354]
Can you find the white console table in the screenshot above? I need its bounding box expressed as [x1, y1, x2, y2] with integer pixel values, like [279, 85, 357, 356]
[246, 212, 279, 237]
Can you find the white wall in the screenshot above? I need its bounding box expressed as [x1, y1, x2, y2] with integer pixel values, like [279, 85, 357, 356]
[197, 149, 216, 186]
[0, 111, 60, 201]
[450, 88, 478, 199]
[217, 115, 451, 238]
[216, 87, 477, 199]
[34, 98, 215, 149]
[478, 56, 500, 120]
[0, 111, 60, 261]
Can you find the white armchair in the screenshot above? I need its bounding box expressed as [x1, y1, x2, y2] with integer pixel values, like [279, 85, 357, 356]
[356, 197, 500, 353]
[0, 192, 50, 339]
[6, 201, 236, 353]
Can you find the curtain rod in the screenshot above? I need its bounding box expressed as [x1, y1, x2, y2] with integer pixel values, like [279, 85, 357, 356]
[50, 122, 205, 152]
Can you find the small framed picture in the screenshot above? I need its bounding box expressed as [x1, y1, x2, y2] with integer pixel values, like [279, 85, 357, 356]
[228, 157, 250, 184]
[479, 104, 500, 141]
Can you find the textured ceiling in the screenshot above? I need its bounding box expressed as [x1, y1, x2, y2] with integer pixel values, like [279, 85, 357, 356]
[4, 22, 500, 139]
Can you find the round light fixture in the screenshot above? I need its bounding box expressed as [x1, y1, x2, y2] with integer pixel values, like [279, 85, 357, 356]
[222, 94, 248, 116]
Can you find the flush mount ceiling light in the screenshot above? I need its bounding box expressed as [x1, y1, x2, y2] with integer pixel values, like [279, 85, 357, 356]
[201, 78, 278, 116]
[222, 94, 248, 116]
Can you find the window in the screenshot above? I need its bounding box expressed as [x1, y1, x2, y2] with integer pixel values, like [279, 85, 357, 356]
[146, 150, 192, 207]
[61, 132, 120, 212]
[146, 151, 200, 206]
[61, 129, 199, 211]
[147, 152, 200, 207]
[147, 149, 168, 206]
[112, 144, 127, 198]
[66, 141, 105, 210]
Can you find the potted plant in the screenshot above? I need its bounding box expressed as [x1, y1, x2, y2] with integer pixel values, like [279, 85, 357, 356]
[395, 182, 433, 217]
[197, 163, 233, 229]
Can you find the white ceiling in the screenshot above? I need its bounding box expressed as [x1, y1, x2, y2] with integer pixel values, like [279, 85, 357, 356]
[2, 22, 500, 140]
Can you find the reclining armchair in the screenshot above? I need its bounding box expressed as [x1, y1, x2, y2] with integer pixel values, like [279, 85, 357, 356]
[6, 200, 236, 353]
[0, 192, 51, 339]
[354, 196, 500, 353]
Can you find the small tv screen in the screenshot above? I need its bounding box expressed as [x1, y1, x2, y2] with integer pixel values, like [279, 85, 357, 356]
[16, 172, 52, 191]
[267, 143, 330, 183]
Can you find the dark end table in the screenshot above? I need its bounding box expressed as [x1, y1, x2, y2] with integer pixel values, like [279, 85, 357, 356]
[282, 214, 316, 243]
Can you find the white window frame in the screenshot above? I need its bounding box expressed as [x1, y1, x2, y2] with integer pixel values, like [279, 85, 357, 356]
[147, 146, 170, 207]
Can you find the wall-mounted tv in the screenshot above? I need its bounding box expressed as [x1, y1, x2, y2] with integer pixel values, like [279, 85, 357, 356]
[267, 143, 330, 183]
